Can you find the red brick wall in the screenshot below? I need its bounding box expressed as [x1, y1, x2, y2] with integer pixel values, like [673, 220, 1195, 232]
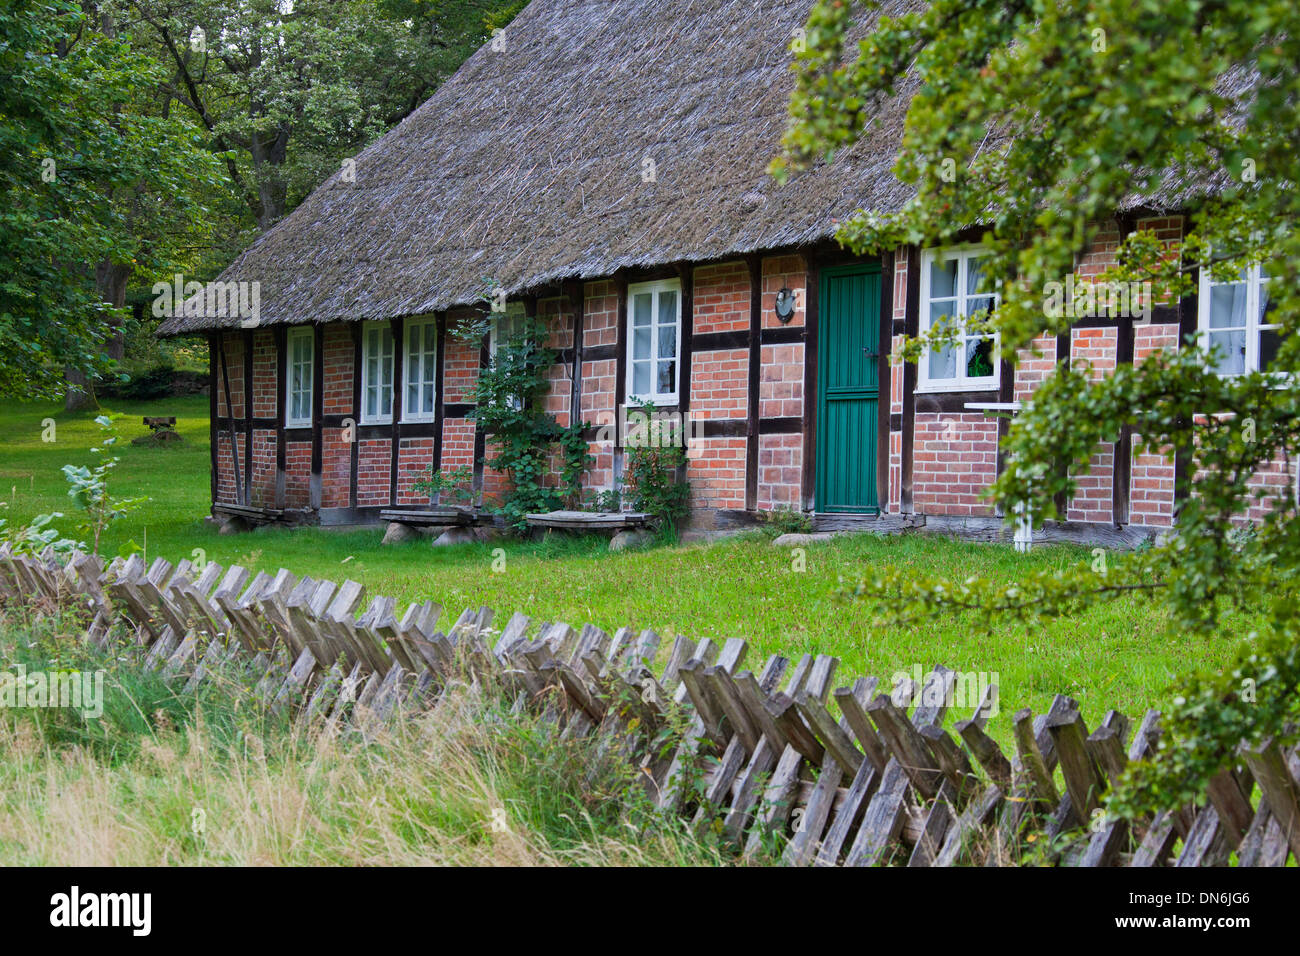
[321, 428, 350, 509]
[686, 437, 746, 511]
[1134, 322, 1180, 362]
[1067, 327, 1117, 522]
[751, 255, 810, 513]
[581, 281, 619, 493]
[441, 418, 475, 471]
[252, 330, 276, 418]
[691, 347, 748, 420]
[322, 324, 353, 416]
[443, 309, 481, 404]
[1129, 436, 1175, 527]
[1129, 292, 1182, 527]
[757, 434, 801, 510]
[216, 333, 244, 419]
[912, 413, 999, 516]
[215, 432, 244, 504]
[356, 439, 391, 507]
[693, 262, 749, 334]
[1242, 453, 1297, 524]
[1014, 334, 1057, 403]
[249, 429, 276, 507]
[540, 297, 574, 427]
[762, 255, 806, 329]
[285, 440, 311, 509]
[759, 344, 802, 420]
[396, 437, 436, 505]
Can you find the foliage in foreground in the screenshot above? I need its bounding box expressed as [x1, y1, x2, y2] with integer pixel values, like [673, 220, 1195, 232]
[780, 0, 1300, 816]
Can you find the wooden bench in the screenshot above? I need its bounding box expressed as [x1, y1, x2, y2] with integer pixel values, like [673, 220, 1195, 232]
[379, 507, 481, 528]
[214, 503, 283, 521]
[143, 416, 177, 432]
[525, 510, 651, 532]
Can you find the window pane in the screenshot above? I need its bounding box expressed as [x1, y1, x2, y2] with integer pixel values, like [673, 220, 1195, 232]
[929, 257, 957, 298]
[1259, 281, 1274, 326]
[929, 344, 956, 380]
[425, 323, 436, 353]
[1209, 283, 1248, 329]
[633, 294, 652, 327]
[966, 338, 995, 379]
[1259, 329, 1281, 372]
[657, 323, 676, 360]
[633, 326, 651, 361]
[657, 360, 675, 395]
[929, 300, 956, 336]
[965, 295, 996, 323]
[423, 382, 434, 412]
[633, 361, 650, 395]
[1208, 330, 1246, 375]
[407, 382, 418, 412]
[965, 255, 989, 297]
[658, 290, 678, 327]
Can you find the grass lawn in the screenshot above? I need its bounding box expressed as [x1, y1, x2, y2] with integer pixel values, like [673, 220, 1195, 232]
[0, 396, 1249, 740]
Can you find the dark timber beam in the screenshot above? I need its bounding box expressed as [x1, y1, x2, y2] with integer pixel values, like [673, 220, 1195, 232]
[745, 255, 762, 511]
[207, 333, 218, 507]
[242, 329, 254, 505]
[433, 312, 447, 480]
[1054, 325, 1072, 518]
[274, 326, 287, 509]
[389, 317, 405, 507]
[566, 280, 585, 429]
[901, 246, 921, 514]
[877, 250, 893, 512]
[800, 252, 820, 512]
[613, 272, 628, 487]
[1113, 315, 1135, 525]
[310, 323, 324, 511]
[350, 322, 362, 509]
[218, 335, 244, 507]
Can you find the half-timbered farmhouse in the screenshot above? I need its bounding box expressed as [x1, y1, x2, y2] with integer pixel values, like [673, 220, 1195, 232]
[157, 0, 1293, 540]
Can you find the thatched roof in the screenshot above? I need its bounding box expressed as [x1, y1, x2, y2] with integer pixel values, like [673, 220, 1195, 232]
[158, 0, 920, 335]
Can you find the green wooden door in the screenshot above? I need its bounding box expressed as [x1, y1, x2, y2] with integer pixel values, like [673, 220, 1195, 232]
[816, 264, 881, 513]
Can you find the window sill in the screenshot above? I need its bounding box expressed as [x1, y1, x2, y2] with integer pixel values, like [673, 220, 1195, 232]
[914, 382, 1000, 395]
[625, 398, 680, 409]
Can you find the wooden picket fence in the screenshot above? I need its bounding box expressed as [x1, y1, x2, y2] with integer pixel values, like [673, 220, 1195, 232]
[1, 542, 1297, 867]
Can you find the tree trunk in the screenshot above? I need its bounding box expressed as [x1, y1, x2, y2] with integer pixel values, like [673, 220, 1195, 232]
[65, 258, 130, 410]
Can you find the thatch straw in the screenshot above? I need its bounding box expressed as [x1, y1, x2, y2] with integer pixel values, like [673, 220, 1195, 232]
[157, 0, 918, 335]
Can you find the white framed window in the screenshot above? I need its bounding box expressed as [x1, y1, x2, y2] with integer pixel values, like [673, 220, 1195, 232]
[918, 246, 1000, 392]
[404, 316, 438, 422]
[285, 326, 314, 427]
[488, 302, 529, 411]
[1198, 262, 1277, 376]
[626, 279, 681, 404]
[360, 321, 395, 424]
[489, 301, 527, 359]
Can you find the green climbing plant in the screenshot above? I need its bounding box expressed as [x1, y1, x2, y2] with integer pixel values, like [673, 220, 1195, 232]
[459, 296, 592, 532]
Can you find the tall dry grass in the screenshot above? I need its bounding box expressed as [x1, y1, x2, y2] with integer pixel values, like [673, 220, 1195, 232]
[0, 613, 737, 867]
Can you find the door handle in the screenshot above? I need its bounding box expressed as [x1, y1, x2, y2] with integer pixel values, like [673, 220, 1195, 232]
[862, 348, 879, 358]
